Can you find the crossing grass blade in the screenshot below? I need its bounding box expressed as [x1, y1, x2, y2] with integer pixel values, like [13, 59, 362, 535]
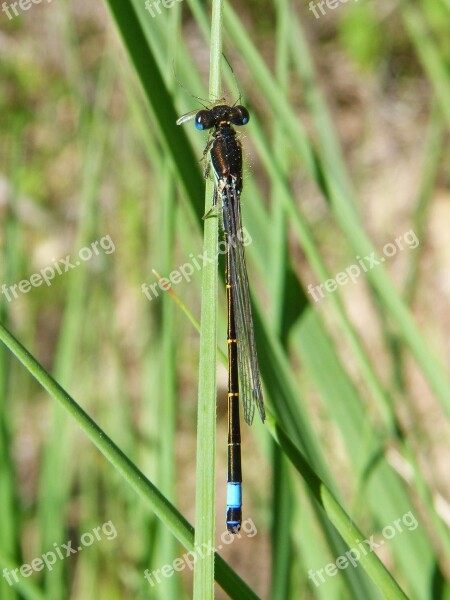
[265, 414, 409, 600]
[0, 323, 259, 600]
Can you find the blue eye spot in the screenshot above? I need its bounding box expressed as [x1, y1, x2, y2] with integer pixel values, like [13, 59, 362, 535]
[195, 121, 204, 130]
[242, 117, 249, 124]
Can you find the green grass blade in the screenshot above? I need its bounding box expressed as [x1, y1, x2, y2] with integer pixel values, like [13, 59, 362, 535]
[266, 415, 409, 600]
[270, 1, 294, 597]
[293, 310, 437, 596]
[251, 298, 379, 598]
[0, 323, 259, 600]
[402, 2, 450, 131]
[155, 10, 181, 597]
[0, 131, 22, 600]
[103, 0, 204, 218]
[193, 0, 223, 597]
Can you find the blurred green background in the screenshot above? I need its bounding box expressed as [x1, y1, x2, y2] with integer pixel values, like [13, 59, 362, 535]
[1, 0, 450, 598]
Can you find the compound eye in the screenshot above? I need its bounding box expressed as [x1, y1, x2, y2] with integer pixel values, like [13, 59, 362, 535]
[195, 110, 215, 130]
[230, 106, 250, 126]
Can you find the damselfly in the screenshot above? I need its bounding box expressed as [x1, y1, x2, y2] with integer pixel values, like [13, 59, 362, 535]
[177, 103, 265, 533]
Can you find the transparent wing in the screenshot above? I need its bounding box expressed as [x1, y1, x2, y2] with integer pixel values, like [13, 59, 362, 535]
[221, 183, 265, 425]
[176, 110, 198, 126]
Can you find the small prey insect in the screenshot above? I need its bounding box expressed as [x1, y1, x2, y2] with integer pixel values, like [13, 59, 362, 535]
[177, 102, 265, 533]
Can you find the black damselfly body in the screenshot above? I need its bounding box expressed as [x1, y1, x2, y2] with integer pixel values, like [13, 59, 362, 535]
[177, 103, 265, 533]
